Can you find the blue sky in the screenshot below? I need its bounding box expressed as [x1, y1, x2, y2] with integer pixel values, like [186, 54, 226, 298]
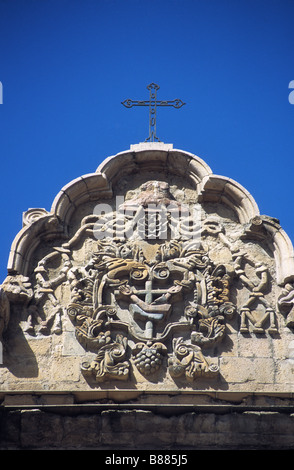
[0, 0, 294, 282]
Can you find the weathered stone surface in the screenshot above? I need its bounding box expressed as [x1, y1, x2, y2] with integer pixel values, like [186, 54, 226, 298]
[1, 142, 294, 449]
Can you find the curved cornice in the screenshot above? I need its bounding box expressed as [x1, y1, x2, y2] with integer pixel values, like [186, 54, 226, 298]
[50, 173, 112, 225]
[96, 146, 213, 187]
[198, 174, 260, 224]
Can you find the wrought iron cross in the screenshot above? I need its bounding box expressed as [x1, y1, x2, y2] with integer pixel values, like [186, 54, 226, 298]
[122, 83, 185, 142]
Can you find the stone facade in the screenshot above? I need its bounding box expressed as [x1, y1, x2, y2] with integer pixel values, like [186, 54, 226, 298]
[1, 142, 294, 449]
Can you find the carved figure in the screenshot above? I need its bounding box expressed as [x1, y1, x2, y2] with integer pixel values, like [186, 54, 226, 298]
[233, 254, 278, 334]
[278, 283, 294, 328]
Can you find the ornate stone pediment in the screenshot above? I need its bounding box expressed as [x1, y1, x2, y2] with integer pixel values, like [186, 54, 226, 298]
[1, 143, 294, 391]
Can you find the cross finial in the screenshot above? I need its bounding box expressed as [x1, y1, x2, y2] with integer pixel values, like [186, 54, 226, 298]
[122, 83, 185, 142]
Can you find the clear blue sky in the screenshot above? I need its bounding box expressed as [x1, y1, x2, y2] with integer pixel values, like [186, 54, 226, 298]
[0, 0, 294, 283]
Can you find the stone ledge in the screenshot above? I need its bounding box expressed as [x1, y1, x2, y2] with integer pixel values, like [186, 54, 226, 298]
[2, 390, 294, 408]
[1, 407, 294, 450]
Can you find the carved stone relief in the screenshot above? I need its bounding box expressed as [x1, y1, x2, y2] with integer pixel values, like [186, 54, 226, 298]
[1, 146, 293, 389]
[3, 179, 282, 384]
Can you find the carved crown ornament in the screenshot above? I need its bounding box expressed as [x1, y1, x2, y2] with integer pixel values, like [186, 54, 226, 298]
[1, 143, 294, 386]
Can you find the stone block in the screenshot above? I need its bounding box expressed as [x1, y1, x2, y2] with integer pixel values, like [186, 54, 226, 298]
[219, 357, 275, 385]
[20, 409, 64, 448]
[50, 356, 81, 384]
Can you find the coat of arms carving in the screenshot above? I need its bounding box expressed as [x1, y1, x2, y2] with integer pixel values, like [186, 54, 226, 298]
[62, 180, 238, 383]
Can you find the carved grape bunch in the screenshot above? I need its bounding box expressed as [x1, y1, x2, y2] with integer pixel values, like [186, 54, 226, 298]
[133, 342, 167, 375]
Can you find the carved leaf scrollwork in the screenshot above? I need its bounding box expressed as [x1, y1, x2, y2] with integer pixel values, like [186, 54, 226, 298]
[168, 337, 219, 381]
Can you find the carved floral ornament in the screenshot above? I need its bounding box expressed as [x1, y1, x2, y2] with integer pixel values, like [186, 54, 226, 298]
[1, 145, 294, 384]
